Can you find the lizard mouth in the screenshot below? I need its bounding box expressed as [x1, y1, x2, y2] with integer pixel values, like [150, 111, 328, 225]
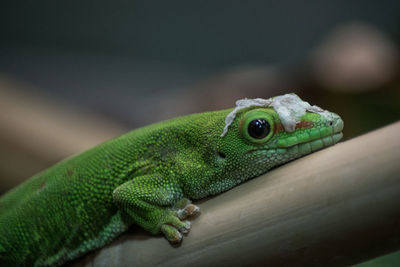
[290, 132, 343, 154]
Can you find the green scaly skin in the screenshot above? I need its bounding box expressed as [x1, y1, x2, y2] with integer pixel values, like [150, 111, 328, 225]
[0, 104, 343, 266]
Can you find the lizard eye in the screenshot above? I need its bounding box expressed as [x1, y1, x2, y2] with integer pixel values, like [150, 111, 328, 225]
[248, 119, 270, 139]
[240, 109, 275, 144]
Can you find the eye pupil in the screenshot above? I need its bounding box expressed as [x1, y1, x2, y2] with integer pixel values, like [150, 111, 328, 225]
[248, 119, 270, 139]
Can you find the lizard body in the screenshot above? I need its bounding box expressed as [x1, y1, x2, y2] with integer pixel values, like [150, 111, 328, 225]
[0, 94, 343, 266]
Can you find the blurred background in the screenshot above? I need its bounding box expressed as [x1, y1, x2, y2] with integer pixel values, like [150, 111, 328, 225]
[0, 0, 399, 265]
[1, 0, 399, 192]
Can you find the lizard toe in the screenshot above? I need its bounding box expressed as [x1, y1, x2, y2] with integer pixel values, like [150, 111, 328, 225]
[177, 204, 200, 219]
[161, 224, 182, 243]
[160, 213, 192, 243]
[178, 220, 191, 233]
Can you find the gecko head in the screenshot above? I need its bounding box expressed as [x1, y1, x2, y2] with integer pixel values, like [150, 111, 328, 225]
[211, 94, 344, 193]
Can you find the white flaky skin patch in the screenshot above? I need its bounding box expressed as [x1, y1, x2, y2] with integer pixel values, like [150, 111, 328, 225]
[221, 93, 340, 137]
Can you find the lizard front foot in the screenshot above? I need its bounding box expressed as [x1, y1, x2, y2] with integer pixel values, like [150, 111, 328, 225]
[161, 198, 200, 243]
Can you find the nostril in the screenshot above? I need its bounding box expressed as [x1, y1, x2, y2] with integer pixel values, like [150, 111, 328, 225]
[329, 121, 333, 126]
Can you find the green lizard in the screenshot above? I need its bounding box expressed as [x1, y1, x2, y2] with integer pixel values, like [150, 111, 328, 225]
[0, 93, 343, 266]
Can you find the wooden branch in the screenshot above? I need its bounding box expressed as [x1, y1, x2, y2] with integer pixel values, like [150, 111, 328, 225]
[74, 121, 400, 267]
